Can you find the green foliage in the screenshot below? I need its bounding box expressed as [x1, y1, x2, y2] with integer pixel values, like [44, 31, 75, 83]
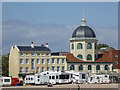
[2, 54, 9, 76]
[97, 43, 109, 50]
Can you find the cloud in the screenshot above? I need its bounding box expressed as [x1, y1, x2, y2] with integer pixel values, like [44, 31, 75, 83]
[2, 20, 118, 55]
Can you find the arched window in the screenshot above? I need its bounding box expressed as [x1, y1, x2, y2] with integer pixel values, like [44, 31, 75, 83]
[77, 43, 82, 49]
[104, 65, 109, 70]
[72, 44, 74, 50]
[79, 65, 83, 71]
[96, 65, 100, 70]
[87, 43, 92, 49]
[88, 65, 92, 70]
[95, 43, 97, 49]
[87, 54, 92, 60]
[77, 54, 83, 59]
[70, 65, 75, 70]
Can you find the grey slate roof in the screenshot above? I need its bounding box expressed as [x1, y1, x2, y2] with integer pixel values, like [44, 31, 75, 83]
[17, 46, 51, 51]
[72, 26, 96, 38]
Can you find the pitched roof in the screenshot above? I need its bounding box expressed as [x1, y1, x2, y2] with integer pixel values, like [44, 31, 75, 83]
[61, 52, 84, 62]
[61, 52, 113, 63]
[17, 46, 51, 52]
[95, 53, 113, 63]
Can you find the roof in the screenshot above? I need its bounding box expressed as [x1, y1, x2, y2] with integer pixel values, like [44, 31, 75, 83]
[61, 52, 84, 62]
[61, 52, 113, 63]
[72, 26, 96, 38]
[17, 46, 51, 52]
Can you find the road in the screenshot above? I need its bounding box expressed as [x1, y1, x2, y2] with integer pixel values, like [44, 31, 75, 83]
[1, 84, 120, 90]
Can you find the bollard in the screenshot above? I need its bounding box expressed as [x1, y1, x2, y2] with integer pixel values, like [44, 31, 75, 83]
[78, 85, 80, 90]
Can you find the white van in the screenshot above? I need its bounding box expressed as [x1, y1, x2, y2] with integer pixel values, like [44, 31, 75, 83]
[1, 77, 11, 85]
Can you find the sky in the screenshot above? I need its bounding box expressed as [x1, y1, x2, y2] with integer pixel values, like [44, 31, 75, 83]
[2, 2, 118, 55]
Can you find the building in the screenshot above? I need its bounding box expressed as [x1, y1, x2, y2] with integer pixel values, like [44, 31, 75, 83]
[65, 16, 113, 74]
[9, 42, 67, 78]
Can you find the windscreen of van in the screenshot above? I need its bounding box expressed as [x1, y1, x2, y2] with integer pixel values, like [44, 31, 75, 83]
[60, 74, 69, 79]
[4, 79, 10, 82]
[82, 74, 85, 79]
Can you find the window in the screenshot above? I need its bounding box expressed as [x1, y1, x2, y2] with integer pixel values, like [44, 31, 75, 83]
[95, 43, 97, 49]
[47, 67, 50, 71]
[4, 79, 10, 82]
[47, 59, 50, 64]
[36, 67, 39, 73]
[70, 65, 75, 70]
[20, 59, 23, 64]
[46, 53, 49, 56]
[87, 43, 92, 49]
[52, 76, 55, 79]
[26, 59, 29, 64]
[20, 52, 23, 56]
[104, 65, 109, 70]
[31, 59, 34, 70]
[77, 54, 83, 59]
[57, 66, 60, 71]
[52, 59, 55, 64]
[37, 59, 40, 64]
[20, 67, 23, 73]
[88, 65, 92, 70]
[49, 76, 51, 79]
[32, 53, 35, 56]
[115, 61, 118, 64]
[79, 65, 83, 71]
[37, 53, 40, 56]
[82, 74, 85, 79]
[72, 44, 74, 50]
[115, 55, 118, 58]
[52, 66, 55, 71]
[62, 59, 64, 64]
[57, 59, 59, 64]
[42, 59, 45, 64]
[62, 66, 65, 71]
[96, 65, 100, 71]
[87, 54, 92, 60]
[77, 43, 82, 49]
[42, 67, 45, 72]
[26, 67, 29, 73]
[56, 76, 58, 79]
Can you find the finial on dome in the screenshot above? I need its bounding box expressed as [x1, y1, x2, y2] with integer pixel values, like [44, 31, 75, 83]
[81, 9, 86, 26]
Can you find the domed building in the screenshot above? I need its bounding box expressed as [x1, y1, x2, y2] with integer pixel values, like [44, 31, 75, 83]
[61, 16, 113, 74]
[70, 17, 97, 61]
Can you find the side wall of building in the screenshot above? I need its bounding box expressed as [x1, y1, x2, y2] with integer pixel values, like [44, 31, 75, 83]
[9, 46, 19, 78]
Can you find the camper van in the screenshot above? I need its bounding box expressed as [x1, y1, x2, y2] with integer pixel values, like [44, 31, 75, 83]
[0, 77, 11, 86]
[88, 74, 110, 84]
[66, 71, 88, 84]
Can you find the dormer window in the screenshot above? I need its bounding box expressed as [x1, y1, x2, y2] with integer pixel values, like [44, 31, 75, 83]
[20, 52, 23, 56]
[32, 53, 35, 56]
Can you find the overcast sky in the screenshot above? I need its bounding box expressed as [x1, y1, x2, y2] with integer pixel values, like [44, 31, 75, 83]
[2, 2, 118, 55]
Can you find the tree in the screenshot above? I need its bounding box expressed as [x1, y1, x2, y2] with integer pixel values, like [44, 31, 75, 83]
[2, 54, 9, 76]
[97, 43, 109, 50]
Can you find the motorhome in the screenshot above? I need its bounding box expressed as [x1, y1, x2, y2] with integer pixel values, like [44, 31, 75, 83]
[65, 71, 88, 83]
[88, 74, 110, 84]
[0, 77, 11, 86]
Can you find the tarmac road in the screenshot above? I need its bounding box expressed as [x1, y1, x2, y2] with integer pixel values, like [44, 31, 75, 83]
[1, 84, 120, 90]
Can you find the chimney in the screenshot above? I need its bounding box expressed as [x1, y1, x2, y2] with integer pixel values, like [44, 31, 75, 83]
[46, 43, 48, 47]
[31, 42, 34, 48]
[41, 44, 44, 47]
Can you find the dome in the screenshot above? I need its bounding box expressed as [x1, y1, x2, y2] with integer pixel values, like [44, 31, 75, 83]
[72, 26, 96, 38]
